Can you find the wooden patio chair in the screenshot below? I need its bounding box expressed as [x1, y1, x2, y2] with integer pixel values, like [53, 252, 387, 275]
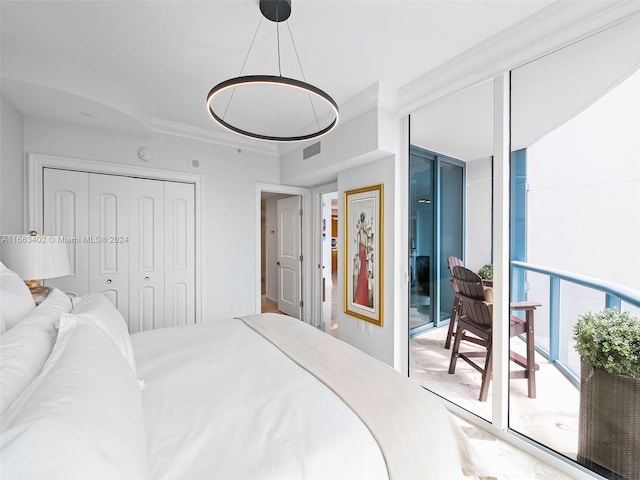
[447, 265, 539, 402]
[444, 256, 494, 349]
[444, 256, 464, 349]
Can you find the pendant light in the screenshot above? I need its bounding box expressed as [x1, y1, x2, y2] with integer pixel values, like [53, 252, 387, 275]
[206, 0, 339, 142]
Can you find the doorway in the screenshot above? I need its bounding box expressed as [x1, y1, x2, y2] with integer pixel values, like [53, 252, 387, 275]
[255, 183, 312, 324]
[260, 192, 302, 318]
[320, 191, 338, 336]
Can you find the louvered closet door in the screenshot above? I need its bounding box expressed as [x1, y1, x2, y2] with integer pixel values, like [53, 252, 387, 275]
[128, 178, 165, 333]
[43, 169, 89, 298]
[88, 174, 129, 317]
[164, 181, 195, 327]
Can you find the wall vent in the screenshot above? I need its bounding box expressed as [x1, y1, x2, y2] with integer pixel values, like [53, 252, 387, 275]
[303, 141, 321, 160]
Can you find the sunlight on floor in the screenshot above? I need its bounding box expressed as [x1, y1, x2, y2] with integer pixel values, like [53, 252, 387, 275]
[410, 326, 580, 461]
[455, 415, 575, 480]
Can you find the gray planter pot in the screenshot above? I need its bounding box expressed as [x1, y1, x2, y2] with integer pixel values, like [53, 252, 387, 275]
[577, 361, 640, 479]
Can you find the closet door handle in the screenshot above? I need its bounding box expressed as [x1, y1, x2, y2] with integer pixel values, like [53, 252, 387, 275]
[145, 276, 150, 281]
[106, 279, 112, 284]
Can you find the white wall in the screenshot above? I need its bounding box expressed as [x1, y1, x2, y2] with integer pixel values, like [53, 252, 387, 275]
[15, 104, 406, 367]
[521, 68, 640, 370]
[338, 155, 396, 366]
[525, 69, 640, 291]
[465, 156, 493, 272]
[280, 106, 395, 187]
[0, 95, 25, 234]
[22, 117, 280, 321]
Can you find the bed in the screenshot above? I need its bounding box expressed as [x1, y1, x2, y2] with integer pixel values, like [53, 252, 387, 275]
[1, 261, 482, 479]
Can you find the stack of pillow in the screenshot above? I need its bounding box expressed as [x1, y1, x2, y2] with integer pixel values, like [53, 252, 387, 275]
[0, 261, 150, 479]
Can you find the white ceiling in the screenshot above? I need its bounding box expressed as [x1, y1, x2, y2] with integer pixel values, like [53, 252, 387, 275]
[410, 13, 640, 162]
[3, 0, 639, 160]
[1, 0, 555, 145]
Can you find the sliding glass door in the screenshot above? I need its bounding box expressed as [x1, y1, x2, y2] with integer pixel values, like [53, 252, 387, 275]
[509, 16, 640, 478]
[409, 148, 434, 333]
[408, 146, 463, 333]
[438, 161, 463, 323]
[408, 79, 493, 421]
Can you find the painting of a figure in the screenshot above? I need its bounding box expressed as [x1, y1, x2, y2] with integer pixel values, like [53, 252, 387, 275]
[353, 211, 374, 307]
[344, 184, 383, 326]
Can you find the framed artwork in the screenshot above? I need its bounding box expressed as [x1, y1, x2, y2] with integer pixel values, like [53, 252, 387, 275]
[344, 184, 383, 326]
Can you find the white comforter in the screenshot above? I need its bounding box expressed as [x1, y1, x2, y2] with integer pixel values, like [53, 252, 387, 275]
[132, 314, 476, 480]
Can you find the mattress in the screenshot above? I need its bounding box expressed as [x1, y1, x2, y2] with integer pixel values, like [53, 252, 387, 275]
[132, 313, 477, 479]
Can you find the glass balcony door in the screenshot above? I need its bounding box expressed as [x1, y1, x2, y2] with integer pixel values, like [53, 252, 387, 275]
[409, 148, 434, 333]
[438, 161, 463, 323]
[409, 146, 463, 335]
[408, 79, 493, 422]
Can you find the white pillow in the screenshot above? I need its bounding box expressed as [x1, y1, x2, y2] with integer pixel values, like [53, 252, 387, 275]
[19, 288, 72, 337]
[0, 261, 36, 330]
[0, 324, 52, 415]
[0, 288, 73, 415]
[0, 315, 151, 480]
[61, 293, 136, 373]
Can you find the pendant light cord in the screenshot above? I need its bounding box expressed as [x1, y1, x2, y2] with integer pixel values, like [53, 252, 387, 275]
[286, 21, 320, 131]
[217, 0, 330, 137]
[222, 15, 264, 120]
[276, 1, 282, 76]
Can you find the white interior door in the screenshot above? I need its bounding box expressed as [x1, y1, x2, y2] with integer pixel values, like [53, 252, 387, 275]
[277, 196, 302, 318]
[43, 169, 89, 298]
[88, 174, 129, 317]
[43, 167, 195, 331]
[129, 178, 165, 333]
[164, 181, 195, 328]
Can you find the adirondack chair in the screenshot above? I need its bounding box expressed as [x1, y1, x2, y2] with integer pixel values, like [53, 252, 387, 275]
[444, 256, 495, 349]
[444, 256, 464, 349]
[448, 265, 540, 402]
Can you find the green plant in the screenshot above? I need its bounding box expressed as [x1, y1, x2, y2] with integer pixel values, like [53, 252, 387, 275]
[573, 308, 640, 378]
[477, 264, 493, 281]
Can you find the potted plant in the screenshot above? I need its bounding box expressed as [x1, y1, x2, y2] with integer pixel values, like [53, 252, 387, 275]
[573, 308, 640, 479]
[477, 263, 493, 281]
[477, 264, 493, 289]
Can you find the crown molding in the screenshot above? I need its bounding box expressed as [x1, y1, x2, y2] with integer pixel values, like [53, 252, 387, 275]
[147, 84, 396, 159]
[150, 117, 279, 157]
[397, 1, 640, 116]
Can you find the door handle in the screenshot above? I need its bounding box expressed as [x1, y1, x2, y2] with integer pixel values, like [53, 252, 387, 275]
[276, 261, 280, 266]
[106, 279, 112, 284]
[145, 276, 150, 281]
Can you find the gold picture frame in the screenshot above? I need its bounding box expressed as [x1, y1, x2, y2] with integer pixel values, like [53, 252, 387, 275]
[344, 184, 383, 327]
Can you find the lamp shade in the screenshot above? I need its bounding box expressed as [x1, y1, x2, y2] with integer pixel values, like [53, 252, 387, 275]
[0, 235, 72, 280]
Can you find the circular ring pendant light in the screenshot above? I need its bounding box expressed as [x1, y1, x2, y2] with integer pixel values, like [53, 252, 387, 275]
[206, 0, 339, 142]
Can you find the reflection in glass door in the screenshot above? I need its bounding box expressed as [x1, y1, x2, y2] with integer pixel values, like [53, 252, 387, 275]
[409, 147, 463, 336]
[409, 148, 434, 333]
[438, 162, 463, 322]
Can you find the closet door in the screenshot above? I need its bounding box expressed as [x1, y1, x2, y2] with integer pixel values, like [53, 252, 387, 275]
[42, 168, 196, 330]
[43, 169, 89, 297]
[128, 178, 165, 333]
[164, 181, 195, 326]
[88, 174, 129, 317]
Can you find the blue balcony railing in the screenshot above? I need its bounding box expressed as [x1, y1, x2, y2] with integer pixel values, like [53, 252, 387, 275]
[511, 261, 640, 384]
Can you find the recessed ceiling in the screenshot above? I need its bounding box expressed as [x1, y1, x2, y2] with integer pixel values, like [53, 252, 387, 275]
[1, 0, 555, 142]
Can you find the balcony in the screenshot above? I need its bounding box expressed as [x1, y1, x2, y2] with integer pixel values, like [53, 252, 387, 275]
[409, 261, 640, 462]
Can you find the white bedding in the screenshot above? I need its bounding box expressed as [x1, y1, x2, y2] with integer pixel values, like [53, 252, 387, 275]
[133, 314, 477, 480]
